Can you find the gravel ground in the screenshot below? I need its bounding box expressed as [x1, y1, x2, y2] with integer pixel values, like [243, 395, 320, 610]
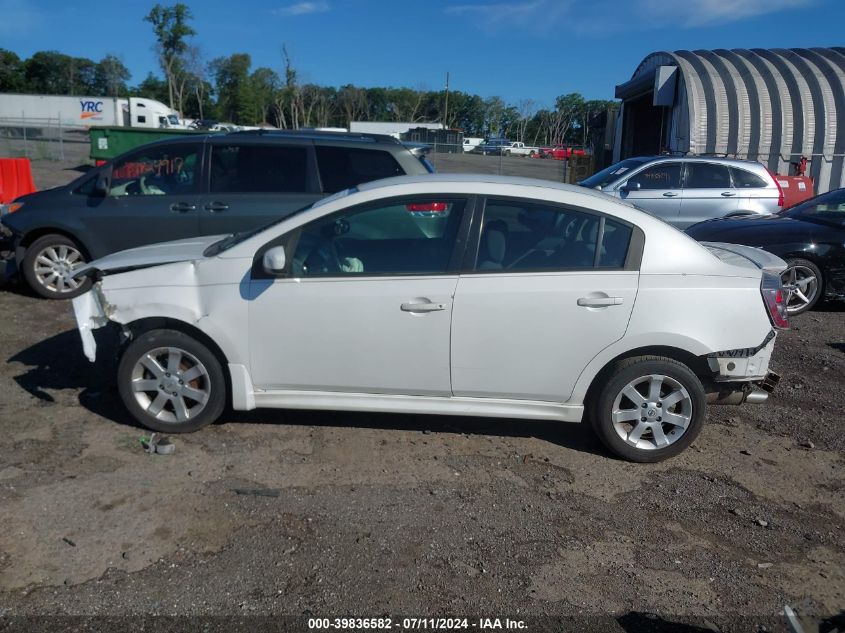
[0, 154, 843, 632]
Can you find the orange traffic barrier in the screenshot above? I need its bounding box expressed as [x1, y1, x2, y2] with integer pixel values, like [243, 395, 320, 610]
[0, 158, 37, 204]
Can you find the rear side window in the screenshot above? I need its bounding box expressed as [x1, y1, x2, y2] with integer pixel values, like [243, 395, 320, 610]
[731, 167, 767, 188]
[475, 201, 634, 272]
[316, 147, 403, 193]
[685, 163, 731, 188]
[628, 163, 682, 190]
[598, 218, 632, 268]
[210, 144, 307, 193]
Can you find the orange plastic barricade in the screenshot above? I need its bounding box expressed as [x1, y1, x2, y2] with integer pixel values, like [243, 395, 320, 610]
[0, 158, 37, 204]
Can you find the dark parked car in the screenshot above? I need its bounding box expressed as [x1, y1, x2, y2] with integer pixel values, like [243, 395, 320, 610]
[686, 187, 845, 315]
[472, 138, 511, 156]
[0, 130, 432, 299]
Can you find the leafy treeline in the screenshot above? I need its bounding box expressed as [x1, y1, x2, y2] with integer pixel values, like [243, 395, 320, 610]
[0, 3, 615, 144]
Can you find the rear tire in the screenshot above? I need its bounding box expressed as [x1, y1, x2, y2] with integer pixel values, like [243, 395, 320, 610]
[589, 356, 706, 462]
[22, 234, 91, 300]
[118, 329, 226, 433]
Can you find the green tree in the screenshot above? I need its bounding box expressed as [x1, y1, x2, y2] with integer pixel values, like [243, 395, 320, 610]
[0, 49, 25, 92]
[24, 51, 73, 94]
[250, 67, 280, 124]
[211, 53, 254, 124]
[132, 72, 170, 103]
[94, 55, 131, 97]
[144, 3, 196, 111]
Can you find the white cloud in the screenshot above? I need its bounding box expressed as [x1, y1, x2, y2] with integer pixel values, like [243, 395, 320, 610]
[445, 0, 573, 33]
[638, 0, 815, 27]
[446, 0, 816, 34]
[274, 1, 330, 17]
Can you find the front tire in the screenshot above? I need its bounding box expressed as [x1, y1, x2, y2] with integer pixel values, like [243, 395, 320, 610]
[589, 356, 706, 462]
[22, 234, 92, 299]
[118, 329, 226, 433]
[781, 258, 822, 315]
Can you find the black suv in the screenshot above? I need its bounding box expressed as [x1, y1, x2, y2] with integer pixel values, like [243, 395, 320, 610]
[1, 131, 433, 298]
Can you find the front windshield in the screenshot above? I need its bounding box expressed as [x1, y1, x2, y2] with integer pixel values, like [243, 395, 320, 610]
[203, 187, 359, 257]
[783, 188, 845, 226]
[579, 158, 649, 189]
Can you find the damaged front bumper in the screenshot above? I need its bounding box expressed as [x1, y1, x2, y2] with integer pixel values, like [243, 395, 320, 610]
[72, 285, 112, 362]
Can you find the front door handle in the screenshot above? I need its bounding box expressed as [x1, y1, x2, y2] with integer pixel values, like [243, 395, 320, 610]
[577, 296, 623, 307]
[205, 201, 229, 212]
[662, 192, 679, 198]
[170, 202, 196, 212]
[721, 191, 736, 197]
[401, 302, 447, 313]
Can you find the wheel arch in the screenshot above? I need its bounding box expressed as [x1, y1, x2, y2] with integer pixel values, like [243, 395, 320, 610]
[581, 345, 711, 409]
[16, 227, 93, 263]
[121, 317, 233, 400]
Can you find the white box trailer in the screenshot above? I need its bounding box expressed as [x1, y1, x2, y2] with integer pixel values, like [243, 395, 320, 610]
[0, 93, 184, 129]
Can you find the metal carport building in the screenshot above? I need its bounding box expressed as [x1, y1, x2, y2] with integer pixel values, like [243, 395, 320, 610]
[613, 48, 845, 194]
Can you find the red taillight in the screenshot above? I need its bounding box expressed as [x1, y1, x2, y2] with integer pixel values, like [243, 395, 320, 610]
[406, 202, 447, 213]
[761, 272, 789, 329]
[767, 168, 785, 207]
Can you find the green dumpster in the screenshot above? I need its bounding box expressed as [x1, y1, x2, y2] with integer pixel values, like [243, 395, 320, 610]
[89, 127, 219, 163]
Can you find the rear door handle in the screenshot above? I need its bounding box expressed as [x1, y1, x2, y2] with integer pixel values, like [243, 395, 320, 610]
[170, 202, 196, 212]
[204, 201, 229, 212]
[721, 191, 736, 197]
[401, 302, 447, 313]
[662, 192, 679, 198]
[577, 296, 623, 307]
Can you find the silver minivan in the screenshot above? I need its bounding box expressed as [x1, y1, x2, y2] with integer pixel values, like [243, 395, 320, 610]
[580, 157, 783, 228]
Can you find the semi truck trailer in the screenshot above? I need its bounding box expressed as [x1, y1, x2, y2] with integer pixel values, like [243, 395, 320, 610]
[0, 93, 187, 130]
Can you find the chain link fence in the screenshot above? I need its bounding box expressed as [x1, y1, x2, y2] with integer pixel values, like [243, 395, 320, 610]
[420, 142, 595, 185]
[0, 117, 90, 162]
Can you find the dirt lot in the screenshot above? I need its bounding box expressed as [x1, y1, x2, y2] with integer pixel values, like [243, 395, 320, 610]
[0, 154, 843, 632]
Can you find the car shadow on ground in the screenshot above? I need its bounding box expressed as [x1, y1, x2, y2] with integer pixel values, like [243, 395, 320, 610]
[7, 328, 608, 458]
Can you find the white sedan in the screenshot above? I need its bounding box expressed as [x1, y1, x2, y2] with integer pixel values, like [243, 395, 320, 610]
[72, 175, 788, 462]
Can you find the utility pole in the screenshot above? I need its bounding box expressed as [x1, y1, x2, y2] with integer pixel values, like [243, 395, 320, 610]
[443, 71, 450, 129]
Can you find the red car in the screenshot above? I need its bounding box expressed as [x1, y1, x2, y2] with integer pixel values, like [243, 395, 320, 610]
[539, 146, 587, 160]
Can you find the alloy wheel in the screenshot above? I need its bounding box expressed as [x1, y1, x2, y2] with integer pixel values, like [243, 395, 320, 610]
[33, 244, 85, 294]
[130, 346, 211, 423]
[781, 265, 819, 314]
[611, 374, 693, 450]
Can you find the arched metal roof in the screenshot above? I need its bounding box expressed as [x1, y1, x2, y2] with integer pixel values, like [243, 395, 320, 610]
[622, 48, 845, 192]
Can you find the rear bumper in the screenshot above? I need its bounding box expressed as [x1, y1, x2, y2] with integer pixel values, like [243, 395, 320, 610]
[706, 331, 776, 382]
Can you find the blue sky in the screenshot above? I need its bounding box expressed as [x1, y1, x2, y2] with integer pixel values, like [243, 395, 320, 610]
[1, 0, 841, 107]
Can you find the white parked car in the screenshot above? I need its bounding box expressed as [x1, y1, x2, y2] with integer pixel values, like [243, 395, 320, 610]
[72, 175, 788, 462]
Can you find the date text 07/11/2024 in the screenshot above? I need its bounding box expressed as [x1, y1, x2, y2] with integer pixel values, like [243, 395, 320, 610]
[307, 617, 528, 630]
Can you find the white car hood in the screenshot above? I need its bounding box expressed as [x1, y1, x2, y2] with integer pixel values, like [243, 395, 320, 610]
[75, 235, 227, 276]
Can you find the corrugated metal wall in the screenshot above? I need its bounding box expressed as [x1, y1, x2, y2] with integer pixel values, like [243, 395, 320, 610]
[621, 48, 845, 193]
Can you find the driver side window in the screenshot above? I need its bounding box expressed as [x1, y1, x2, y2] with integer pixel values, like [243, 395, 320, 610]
[108, 143, 200, 197]
[291, 197, 467, 277]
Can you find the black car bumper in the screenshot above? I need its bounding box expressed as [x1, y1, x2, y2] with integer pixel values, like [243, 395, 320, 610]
[0, 220, 19, 281]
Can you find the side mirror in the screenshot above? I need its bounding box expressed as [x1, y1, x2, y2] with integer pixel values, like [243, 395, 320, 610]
[93, 167, 111, 197]
[621, 181, 641, 193]
[262, 246, 287, 275]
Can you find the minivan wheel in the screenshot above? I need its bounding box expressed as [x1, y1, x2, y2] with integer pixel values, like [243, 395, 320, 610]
[590, 356, 706, 462]
[22, 233, 91, 299]
[118, 329, 226, 433]
[781, 258, 822, 315]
